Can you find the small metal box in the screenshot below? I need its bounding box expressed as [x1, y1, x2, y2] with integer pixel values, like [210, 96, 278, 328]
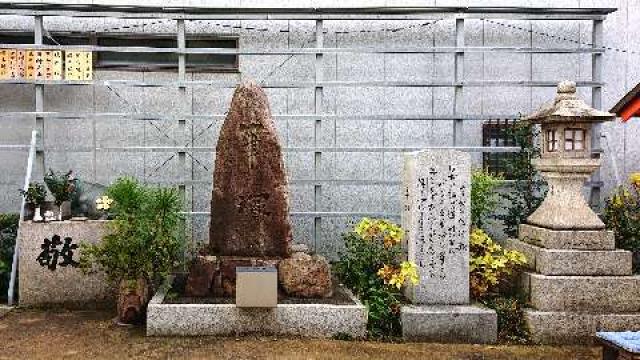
[235, 266, 278, 308]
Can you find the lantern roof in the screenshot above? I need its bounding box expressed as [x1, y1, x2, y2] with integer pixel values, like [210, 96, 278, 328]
[526, 81, 615, 124]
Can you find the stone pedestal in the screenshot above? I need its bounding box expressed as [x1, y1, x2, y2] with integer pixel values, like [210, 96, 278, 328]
[400, 150, 497, 343]
[507, 234, 640, 343]
[18, 220, 112, 306]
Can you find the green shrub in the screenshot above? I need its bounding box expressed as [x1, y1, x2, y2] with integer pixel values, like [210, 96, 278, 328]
[18, 182, 47, 208]
[497, 120, 547, 237]
[481, 294, 530, 344]
[0, 213, 19, 300]
[80, 177, 185, 288]
[603, 173, 640, 272]
[334, 218, 418, 339]
[471, 170, 501, 229]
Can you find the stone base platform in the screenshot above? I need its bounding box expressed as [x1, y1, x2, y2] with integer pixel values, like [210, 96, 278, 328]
[507, 239, 632, 276]
[400, 305, 497, 344]
[519, 224, 614, 250]
[147, 282, 367, 338]
[522, 272, 640, 312]
[525, 310, 640, 344]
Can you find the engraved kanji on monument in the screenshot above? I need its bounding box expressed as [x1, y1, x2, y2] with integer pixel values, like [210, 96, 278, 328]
[209, 81, 292, 257]
[403, 150, 471, 304]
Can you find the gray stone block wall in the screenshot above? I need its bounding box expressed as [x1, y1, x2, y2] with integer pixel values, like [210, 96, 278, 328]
[0, 1, 638, 258]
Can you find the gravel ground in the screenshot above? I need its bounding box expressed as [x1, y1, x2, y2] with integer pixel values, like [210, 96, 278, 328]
[0, 308, 601, 360]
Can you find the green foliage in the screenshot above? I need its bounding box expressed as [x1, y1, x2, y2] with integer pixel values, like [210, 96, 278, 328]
[497, 120, 547, 237]
[0, 213, 19, 300]
[469, 228, 526, 300]
[80, 177, 185, 287]
[603, 173, 640, 272]
[44, 169, 77, 206]
[471, 170, 502, 229]
[19, 182, 47, 207]
[334, 218, 417, 339]
[481, 294, 530, 344]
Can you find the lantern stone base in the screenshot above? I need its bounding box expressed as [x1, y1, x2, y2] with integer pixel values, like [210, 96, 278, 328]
[400, 305, 497, 344]
[507, 239, 631, 276]
[519, 224, 615, 250]
[525, 310, 640, 344]
[507, 237, 640, 344]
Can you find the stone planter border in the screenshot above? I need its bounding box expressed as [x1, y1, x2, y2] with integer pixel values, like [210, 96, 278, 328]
[146, 278, 368, 338]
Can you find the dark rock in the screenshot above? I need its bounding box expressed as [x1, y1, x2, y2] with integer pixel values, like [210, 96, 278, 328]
[279, 253, 333, 298]
[185, 255, 217, 297]
[209, 81, 292, 257]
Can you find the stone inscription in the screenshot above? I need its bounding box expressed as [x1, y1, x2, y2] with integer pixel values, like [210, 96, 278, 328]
[36, 234, 79, 271]
[403, 150, 471, 305]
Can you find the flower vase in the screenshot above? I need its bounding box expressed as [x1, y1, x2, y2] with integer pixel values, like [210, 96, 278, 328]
[33, 207, 43, 222]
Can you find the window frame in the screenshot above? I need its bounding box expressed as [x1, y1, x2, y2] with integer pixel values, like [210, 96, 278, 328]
[546, 128, 559, 152]
[563, 127, 585, 151]
[482, 119, 518, 178]
[0, 31, 240, 73]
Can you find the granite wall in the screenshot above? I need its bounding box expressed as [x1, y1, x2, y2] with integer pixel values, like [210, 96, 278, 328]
[0, 0, 638, 258]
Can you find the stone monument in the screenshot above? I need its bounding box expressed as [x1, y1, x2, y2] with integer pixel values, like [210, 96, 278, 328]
[400, 149, 497, 344]
[507, 81, 640, 344]
[209, 81, 292, 257]
[185, 81, 331, 298]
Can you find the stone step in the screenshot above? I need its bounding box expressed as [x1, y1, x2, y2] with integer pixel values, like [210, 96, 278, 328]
[525, 310, 640, 344]
[523, 273, 640, 313]
[519, 223, 615, 250]
[507, 239, 632, 276]
[401, 304, 497, 344]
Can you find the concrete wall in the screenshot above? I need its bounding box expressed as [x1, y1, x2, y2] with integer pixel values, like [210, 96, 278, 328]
[0, 0, 638, 257]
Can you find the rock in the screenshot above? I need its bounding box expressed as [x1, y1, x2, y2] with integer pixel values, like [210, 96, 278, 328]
[279, 253, 333, 298]
[185, 255, 217, 297]
[209, 81, 292, 257]
[117, 278, 149, 325]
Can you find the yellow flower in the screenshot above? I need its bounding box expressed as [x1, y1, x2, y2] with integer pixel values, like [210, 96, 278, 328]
[400, 261, 419, 285]
[630, 173, 640, 188]
[96, 195, 113, 211]
[377, 264, 396, 282]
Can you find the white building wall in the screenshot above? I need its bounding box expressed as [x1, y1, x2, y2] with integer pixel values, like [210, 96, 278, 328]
[0, 0, 638, 256]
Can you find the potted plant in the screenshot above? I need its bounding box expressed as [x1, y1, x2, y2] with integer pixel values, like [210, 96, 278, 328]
[19, 182, 47, 221]
[80, 177, 184, 325]
[44, 169, 77, 221]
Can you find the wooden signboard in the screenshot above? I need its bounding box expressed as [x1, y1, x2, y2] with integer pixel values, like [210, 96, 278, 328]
[26, 50, 63, 80]
[64, 51, 93, 81]
[1, 49, 26, 79]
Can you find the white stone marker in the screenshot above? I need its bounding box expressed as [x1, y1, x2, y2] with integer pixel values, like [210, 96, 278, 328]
[403, 149, 470, 305]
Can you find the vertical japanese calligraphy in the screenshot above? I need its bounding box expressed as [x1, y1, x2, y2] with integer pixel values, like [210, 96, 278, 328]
[65, 51, 93, 80]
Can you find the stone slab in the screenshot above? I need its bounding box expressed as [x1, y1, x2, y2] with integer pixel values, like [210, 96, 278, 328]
[506, 238, 632, 276]
[525, 310, 640, 345]
[18, 220, 113, 306]
[519, 223, 615, 250]
[402, 150, 471, 305]
[146, 282, 367, 338]
[400, 304, 497, 344]
[523, 272, 640, 313]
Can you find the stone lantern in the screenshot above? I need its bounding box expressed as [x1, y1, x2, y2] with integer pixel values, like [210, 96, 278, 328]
[507, 81, 640, 344]
[524, 80, 614, 231]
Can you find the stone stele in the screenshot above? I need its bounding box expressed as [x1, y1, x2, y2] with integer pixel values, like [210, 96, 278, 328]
[402, 149, 471, 305]
[209, 81, 292, 257]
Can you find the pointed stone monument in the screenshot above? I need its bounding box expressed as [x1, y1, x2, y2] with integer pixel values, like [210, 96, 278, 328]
[209, 81, 292, 258]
